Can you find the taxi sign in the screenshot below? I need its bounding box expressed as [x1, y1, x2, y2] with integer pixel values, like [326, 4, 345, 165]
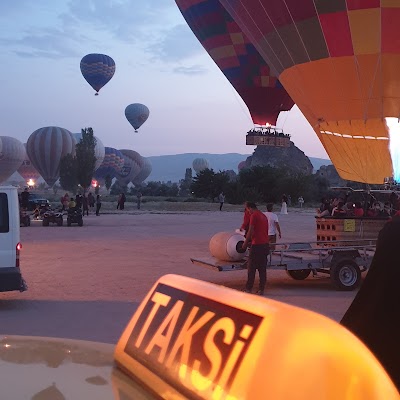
[115, 275, 398, 400]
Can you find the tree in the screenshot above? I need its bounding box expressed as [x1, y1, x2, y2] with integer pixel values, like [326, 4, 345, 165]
[105, 175, 112, 192]
[75, 127, 97, 192]
[59, 153, 78, 193]
[179, 168, 193, 197]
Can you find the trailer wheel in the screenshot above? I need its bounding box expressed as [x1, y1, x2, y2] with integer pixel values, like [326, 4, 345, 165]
[330, 260, 361, 291]
[287, 269, 311, 280]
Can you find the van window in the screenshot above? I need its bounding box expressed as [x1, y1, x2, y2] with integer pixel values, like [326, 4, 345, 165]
[0, 193, 9, 233]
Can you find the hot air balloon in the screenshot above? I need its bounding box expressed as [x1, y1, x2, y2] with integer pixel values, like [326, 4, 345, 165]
[72, 133, 105, 171]
[80, 53, 115, 95]
[18, 144, 41, 183]
[125, 103, 150, 132]
[220, 0, 400, 184]
[26, 127, 75, 187]
[93, 147, 125, 185]
[176, 0, 293, 126]
[114, 149, 141, 186]
[193, 158, 210, 174]
[127, 151, 152, 186]
[0, 136, 25, 184]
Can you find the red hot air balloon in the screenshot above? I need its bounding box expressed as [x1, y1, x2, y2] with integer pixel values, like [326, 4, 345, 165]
[220, 0, 400, 184]
[176, 0, 293, 126]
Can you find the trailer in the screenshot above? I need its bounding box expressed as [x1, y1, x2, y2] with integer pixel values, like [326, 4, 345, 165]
[191, 239, 376, 291]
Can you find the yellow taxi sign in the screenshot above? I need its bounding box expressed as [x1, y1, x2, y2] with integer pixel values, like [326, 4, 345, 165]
[114, 275, 398, 400]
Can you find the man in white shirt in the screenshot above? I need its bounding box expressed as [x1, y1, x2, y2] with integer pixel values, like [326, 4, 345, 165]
[264, 203, 282, 250]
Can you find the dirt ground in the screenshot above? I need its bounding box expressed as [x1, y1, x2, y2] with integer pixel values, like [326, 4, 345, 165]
[0, 207, 360, 343]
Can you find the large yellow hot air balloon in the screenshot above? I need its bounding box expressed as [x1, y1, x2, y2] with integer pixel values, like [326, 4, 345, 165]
[220, 0, 400, 184]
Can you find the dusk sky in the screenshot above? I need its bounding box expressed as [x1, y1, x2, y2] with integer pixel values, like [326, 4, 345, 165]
[0, 1, 329, 159]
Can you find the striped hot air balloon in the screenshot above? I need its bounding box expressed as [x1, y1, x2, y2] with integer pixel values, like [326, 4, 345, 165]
[80, 53, 116, 95]
[26, 126, 75, 187]
[18, 144, 41, 183]
[125, 103, 150, 132]
[72, 133, 105, 171]
[114, 149, 141, 186]
[0, 136, 25, 184]
[192, 158, 210, 173]
[126, 150, 152, 186]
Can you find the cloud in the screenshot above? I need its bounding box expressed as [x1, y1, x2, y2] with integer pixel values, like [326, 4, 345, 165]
[148, 24, 204, 62]
[66, 0, 175, 42]
[0, 26, 83, 59]
[173, 65, 208, 75]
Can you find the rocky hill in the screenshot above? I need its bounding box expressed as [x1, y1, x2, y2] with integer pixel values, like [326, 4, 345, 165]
[242, 142, 314, 175]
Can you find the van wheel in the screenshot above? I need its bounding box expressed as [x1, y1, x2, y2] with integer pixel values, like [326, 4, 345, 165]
[330, 260, 361, 291]
[287, 269, 311, 280]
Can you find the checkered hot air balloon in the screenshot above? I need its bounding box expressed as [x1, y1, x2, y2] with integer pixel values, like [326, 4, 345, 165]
[93, 147, 125, 185]
[175, 0, 293, 126]
[220, 0, 400, 184]
[125, 103, 150, 132]
[80, 53, 115, 95]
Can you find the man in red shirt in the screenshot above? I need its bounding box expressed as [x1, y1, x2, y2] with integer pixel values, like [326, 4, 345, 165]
[241, 202, 269, 295]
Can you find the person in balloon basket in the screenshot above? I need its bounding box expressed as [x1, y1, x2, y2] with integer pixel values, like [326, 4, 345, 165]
[95, 195, 101, 216]
[241, 202, 269, 295]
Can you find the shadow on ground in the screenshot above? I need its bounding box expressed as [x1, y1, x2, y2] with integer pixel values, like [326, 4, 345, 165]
[0, 300, 138, 344]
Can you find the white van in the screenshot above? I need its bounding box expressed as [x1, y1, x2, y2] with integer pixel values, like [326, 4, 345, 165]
[0, 186, 27, 293]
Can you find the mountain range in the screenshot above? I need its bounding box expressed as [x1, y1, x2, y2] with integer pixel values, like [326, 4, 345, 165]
[147, 153, 332, 183]
[7, 153, 331, 185]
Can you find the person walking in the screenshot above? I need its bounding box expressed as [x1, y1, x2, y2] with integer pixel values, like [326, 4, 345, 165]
[218, 192, 225, 211]
[241, 202, 269, 295]
[95, 194, 101, 216]
[264, 203, 282, 251]
[298, 196, 304, 208]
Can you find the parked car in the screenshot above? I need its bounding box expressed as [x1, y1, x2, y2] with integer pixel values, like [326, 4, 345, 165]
[27, 193, 50, 211]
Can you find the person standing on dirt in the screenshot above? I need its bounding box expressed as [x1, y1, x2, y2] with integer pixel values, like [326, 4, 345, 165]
[20, 187, 30, 210]
[218, 192, 225, 211]
[96, 194, 101, 216]
[241, 202, 269, 295]
[88, 192, 95, 210]
[264, 203, 281, 251]
[137, 191, 142, 210]
[82, 194, 89, 216]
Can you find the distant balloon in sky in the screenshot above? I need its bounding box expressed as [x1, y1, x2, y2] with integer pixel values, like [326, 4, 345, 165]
[18, 144, 41, 182]
[26, 126, 75, 187]
[80, 53, 116, 95]
[192, 158, 209, 174]
[125, 103, 150, 132]
[72, 132, 105, 171]
[0, 136, 25, 184]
